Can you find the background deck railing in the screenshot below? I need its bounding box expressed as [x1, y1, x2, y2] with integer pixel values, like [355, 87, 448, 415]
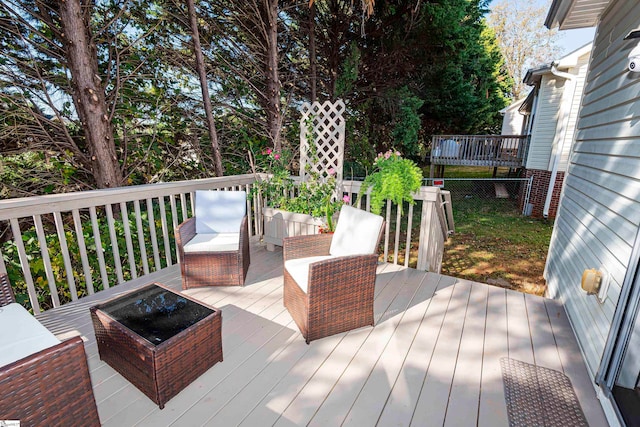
[0, 175, 453, 313]
[430, 135, 531, 171]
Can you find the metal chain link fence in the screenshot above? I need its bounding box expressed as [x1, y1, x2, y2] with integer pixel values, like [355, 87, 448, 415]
[423, 178, 533, 216]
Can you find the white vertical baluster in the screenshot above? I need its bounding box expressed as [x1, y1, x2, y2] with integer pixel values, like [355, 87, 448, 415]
[89, 207, 110, 290]
[71, 210, 95, 295]
[245, 184, 254, 236]
[384, 200, 391, 262]
[169, 195, 180, 262]
[254, 184, 262, 236]
[146, 198, 161, 270]
[10, 218, 41, 313]
[53, 212, 78, 301]
[394, 204, 401, 265]
[405, 204, 414, 267]
[33, 215, 62, 306]
[105, 204, 124, 284]
[119, 202, 137, 279]
[158, 197, 172, 266]
[180, 193, 188, 222]
[134, 200, 150, 275]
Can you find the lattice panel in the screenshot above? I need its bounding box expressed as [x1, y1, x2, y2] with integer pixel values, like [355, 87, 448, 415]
[299, 100, 345, 182]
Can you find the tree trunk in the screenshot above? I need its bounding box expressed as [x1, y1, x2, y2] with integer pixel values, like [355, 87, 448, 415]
[262, 0, 281, 152]
[186, 0, 224, 177]
[309, 4, 317, 103]
[58, 0, 122, 188]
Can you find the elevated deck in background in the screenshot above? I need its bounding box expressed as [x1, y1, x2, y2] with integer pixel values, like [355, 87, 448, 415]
[430, 135, 531, 176]
[36, 239, 606, 426]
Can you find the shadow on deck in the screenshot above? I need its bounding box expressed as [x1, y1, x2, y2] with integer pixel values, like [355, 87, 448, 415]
[36, 239, 607, 426]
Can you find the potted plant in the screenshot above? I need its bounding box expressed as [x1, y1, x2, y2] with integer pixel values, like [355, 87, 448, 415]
[251, 148, 347, 250]
[357, 150, 423, 215]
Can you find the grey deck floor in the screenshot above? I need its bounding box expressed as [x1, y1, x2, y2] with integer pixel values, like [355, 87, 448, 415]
[36, 240, 608, 426]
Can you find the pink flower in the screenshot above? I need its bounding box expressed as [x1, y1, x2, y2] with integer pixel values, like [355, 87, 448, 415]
[328, 167, 335, 175]
[343, 195, 350, 203]
[266, 148, 273, 155]
[395, 151, 401, 156]
[274, 154, 280, 159]
[384, 151, 391, 159]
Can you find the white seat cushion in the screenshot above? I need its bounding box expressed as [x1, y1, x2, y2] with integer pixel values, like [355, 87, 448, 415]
[0, 303, 61, 368]
[284, 255, 334, 293]
[195, 190, 247, 234]
[329, 205, 384, 257]
[183, 232, 240, 253]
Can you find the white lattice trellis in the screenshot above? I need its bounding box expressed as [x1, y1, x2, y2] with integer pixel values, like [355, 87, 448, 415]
[299, 100, 345, 182]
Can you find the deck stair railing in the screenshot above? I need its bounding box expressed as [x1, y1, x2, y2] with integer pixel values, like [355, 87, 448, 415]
[430, 135, 531, 172]
[0, 174, 453, 314]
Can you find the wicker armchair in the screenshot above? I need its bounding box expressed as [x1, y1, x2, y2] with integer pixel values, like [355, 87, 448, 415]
[0, 273, 100, 426]
[0, 273, 15, 307]
[176, 190, 250, 288]
[283, 205, 385, 344]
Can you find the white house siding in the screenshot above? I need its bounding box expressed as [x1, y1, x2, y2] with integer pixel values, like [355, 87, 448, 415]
[545, 0, 640, 377]
[501, 99, 525, 135]
[559, 55, 591, 171]
[526, 76, 565, 170]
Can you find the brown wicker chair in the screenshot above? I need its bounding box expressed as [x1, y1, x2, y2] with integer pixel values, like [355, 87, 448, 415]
[283, 205, 385, 344]
[176, 190, 250, 288]
[0, 273, 15, 307]
[0, 273, 100, 426]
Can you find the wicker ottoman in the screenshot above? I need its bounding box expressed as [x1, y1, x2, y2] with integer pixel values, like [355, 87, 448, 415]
[90, 283, 222, 409]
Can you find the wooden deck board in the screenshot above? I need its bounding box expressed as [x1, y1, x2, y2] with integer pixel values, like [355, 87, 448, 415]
[506, 290, 535, 365]
[341, 270, 435, 426]
[525, 293, 564, 372]
[545, 298, 609, 427]
[444, 281, 489, 427]
[410, 280, 472, 426]
[32, 240, 608, 427]
[279, 267, 424, 426]
[478, 286, 509, 427]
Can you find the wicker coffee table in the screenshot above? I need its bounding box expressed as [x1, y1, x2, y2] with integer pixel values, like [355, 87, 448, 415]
[90, 283, 222, 409]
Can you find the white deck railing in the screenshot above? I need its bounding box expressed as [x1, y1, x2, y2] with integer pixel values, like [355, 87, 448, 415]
[0, 175, 453, 313]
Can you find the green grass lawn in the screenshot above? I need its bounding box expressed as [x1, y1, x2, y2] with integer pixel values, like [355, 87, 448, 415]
[423, 165, 517, 179]
[441, 197, 554, 295]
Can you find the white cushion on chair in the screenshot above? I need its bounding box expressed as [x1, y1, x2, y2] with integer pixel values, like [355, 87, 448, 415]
[195, 190, 247, 234]
[329, 205, 383, 257]
[284, 256, 334, 293]
[183, 233, 240, 253]
[0, 303, 61, 368]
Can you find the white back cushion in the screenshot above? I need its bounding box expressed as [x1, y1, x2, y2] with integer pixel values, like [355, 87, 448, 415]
[195, 190, 247, 234]
[329, 205, 383, 256]
[0, 303, 61, 367]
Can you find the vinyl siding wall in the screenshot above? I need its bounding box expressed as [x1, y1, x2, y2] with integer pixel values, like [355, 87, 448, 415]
[559, 55, 591, 171]
[526, 76, 565, 170]
[501, 104, 525, 135]
[545, 0, 640, 377]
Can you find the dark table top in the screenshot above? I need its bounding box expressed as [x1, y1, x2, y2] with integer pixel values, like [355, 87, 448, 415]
[96, 284, 215, 345]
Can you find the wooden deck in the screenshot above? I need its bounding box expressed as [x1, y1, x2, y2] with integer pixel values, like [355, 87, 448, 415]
[36, 240, 608, 426]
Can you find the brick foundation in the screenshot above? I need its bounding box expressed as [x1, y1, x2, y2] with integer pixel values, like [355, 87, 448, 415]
[520, 169, 565, 219]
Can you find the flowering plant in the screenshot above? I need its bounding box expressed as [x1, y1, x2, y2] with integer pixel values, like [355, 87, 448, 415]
[251, 147, 347, 231]
[357, 149, 423, 215]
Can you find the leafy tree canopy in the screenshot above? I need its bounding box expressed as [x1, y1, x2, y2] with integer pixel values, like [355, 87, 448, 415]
[0, 0, 511, 196]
